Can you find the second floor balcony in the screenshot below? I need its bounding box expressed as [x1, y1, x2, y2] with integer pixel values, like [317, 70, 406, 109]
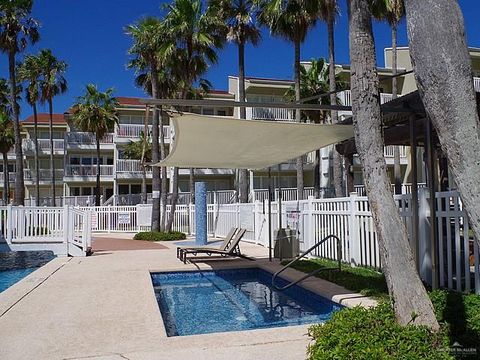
[116, 159, 152, 175]
[23, 139, 64, 154]
[115, 124, 171, 141]
[66, 132, 114, 147]
[24, 169, 64, 181]
[65, 164, 114, 178]
[247, 107, 295, 122]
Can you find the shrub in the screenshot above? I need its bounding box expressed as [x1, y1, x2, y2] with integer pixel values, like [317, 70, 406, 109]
[133, 231, 186, 241]
[307, 303, 452, 360]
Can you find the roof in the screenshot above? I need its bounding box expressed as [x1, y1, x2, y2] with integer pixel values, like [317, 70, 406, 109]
[117, 92, 232, 107]
[22, 113, 67, 125]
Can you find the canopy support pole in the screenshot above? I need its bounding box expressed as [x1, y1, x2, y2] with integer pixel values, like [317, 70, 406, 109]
[268, 167, 272, 262]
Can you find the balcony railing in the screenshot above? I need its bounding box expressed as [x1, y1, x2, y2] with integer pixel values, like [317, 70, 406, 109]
[66, 132, 114, 145]
[384, 145, 407, 158]
[0, 172, 16, 182]
[24, 169, 64, 181]
[474, 77, 480, 92]
[116, 159, 151, 173]
[249, 107, 295, 121]
[116, 124, 171, 139]
[338, 90, 393, 107]
[65, 165, 114, 177]
[23, 139, 64, 152]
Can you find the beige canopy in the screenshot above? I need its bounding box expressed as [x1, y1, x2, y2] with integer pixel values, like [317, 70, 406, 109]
[155, 113, 354, 170]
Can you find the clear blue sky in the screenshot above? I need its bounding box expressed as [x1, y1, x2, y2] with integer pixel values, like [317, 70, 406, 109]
[0, 0, 478, 119]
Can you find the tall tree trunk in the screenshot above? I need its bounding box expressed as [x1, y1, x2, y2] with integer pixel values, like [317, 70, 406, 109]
[49, 99, 56, 206]
[238, 39, 249, 203]
[328, 14, 343, 197]
[166, 167, 179, 232]
[9, 51, 24, 205]
[95, 137, 101, 206]
[404, 0, 480, 251]
[392, 21, 402, 195]
[294, 39, 304, 200]
[160, 110, 168, 231]
[189, 168, 195, 203]
[348, 0, 439, 329]
[33, 104, 40, 206]
[2, 152, 9, 205]
[141, 106, 149, 204]
[150, 62, 161, 231]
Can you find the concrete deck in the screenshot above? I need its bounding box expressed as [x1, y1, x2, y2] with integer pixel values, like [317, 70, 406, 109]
[0, 236, 376, 360]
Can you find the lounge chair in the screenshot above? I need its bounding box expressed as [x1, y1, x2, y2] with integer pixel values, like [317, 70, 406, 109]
[176, 227, 238, 260]
[179, 228, 247, 264]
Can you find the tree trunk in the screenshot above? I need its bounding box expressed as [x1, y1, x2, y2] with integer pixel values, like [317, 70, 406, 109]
[33, 104, 40, 206]
[9, 51, 24, 205]
[189, 167, 195, 203]
[95, 137, 101, 206]
[141, 106, 149, 204]
[49, 99, 56, 206]
[328, 14, 343, 197]
[404, 0, 480, 252]
[160, 110, 168, 231]
[166, 167, 179, 232]
[348, 0, 439, 330]
[3, 152, 9, 205]
[238, 40, 249, 203]
[294, 39, 304, 200]
[150, 62, 161, 231]
[391, 21, 402, 195]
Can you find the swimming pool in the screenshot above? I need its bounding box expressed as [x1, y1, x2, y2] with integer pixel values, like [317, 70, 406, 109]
[0, 251, 55, 293]
[151, 268, 342, 336]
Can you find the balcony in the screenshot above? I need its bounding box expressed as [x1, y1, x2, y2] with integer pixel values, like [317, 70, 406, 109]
[248, 107, 295, 122]
[66, 132, 114, 147]
[338, 90, 393, 107]
[384, 145, 407, 158]
[116, 159, 152, 178]
[115, 124, 171, 141]
[0, 172, 16, 183]
[474, 77, 480, 92]
[65, 165, 114, 178]
[24, 169, 64, 181]
[23, 139, 64, 154]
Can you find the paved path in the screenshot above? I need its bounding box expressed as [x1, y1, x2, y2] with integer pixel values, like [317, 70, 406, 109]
[92, 237, 167, 252]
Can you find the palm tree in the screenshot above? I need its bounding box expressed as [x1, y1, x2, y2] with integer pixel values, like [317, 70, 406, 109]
[0, 111, 14, 205]
[17, 54, 42, 205]
[126, 16, 167, 231]
[211, 0, 260, 203]
[123, 132, 152, 204]
[371, 0, 404, 195]
[163, 0, 224, 231]
[256, 0, 316, 201]
[38, 49, 67, 206]
[71, 85, 119, 206]
[0, 0, 40, 205]
[285, 58, 345, 198]
[316, 0, 343, 196]
[348, 0, 439, 329]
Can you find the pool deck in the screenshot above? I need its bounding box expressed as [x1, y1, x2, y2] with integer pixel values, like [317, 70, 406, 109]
[0, 234, 376, 360]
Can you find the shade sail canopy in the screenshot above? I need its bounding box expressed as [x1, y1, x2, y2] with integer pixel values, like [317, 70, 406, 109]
[155, 113, 354, 170]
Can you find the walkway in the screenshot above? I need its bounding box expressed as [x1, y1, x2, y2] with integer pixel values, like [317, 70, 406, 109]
[92, 234, 168, 252]
[0, 236, 375, 360]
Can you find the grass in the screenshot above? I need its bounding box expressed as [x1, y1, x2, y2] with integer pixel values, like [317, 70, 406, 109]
[282, 257, 389, 300]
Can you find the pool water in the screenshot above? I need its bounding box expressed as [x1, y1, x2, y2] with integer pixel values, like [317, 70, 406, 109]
[0, 268, 37, 293]
[151, 268, 343, 336]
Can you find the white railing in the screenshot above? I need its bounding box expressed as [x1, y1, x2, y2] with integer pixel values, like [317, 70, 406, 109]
[0, 172, 16, 182]
[65, 165, 114, 177]
[338, 90, 393, 107]
[24, 169, 64, 181]
[250, 107, 295, 121]
[252, 187, 321, 202]
[116, 124, 171, 139]
[116, 159, 151, 173]
[66, 132, 114, 145]
[384, 145, 407, 158]
[354, 183, 427, 196]
[474, 77, 480, 92]
[78, 206, 138, 233]
[23, 139, 64, 152]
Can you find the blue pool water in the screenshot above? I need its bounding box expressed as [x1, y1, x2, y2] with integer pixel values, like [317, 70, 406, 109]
[0, 250, 55, 293]
[0, 268, 37, 293]
[151, 268, 343, 336]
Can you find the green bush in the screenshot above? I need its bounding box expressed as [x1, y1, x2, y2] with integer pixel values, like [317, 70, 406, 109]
[307, 303, 452, 360]
[133, 231, 186, 241]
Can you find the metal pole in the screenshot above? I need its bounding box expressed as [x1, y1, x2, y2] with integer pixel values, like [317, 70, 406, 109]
[425, 117, 438, 289]
[277, 164, 282, 230]
[410, 115, 420, 271]
[268, 167, 272, 262]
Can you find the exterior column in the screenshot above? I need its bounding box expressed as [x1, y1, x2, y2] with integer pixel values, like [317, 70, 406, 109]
[195, 182, 207, 245]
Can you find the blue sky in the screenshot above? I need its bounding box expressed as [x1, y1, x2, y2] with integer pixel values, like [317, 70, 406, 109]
[1, 0, 479, 118]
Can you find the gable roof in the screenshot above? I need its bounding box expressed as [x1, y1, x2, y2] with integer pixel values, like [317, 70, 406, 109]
[22, 113, 67, 125]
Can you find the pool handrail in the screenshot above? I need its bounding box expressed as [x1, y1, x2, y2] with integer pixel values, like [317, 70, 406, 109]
[271, 234, 342, 291]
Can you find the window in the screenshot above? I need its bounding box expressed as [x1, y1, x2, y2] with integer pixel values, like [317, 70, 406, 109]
[70, 157, 80, 165]
[106, 157, 114, 165]
[70, 187, 80, 196]
[202, 108, 214, 116]
[217, 110, 227, 116]
[81, 187, 92, 196]
[81, 157, 92, 165]
[119, 185, 129, 194]
[131, 184, 141, 194]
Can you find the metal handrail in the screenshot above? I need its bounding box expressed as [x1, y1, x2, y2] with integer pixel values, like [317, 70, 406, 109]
[272, 234, 342, 291]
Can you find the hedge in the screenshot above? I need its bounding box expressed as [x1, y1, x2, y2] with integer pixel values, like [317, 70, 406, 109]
[133, 231, 186, 241]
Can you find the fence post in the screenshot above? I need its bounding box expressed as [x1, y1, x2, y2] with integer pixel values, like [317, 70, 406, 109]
[349, 192, 361, 267]
[107, 207, 111, 233]
[63, 205, 70, 255]
[306, 196, 314, 251]
[6, 204, 12, 243]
